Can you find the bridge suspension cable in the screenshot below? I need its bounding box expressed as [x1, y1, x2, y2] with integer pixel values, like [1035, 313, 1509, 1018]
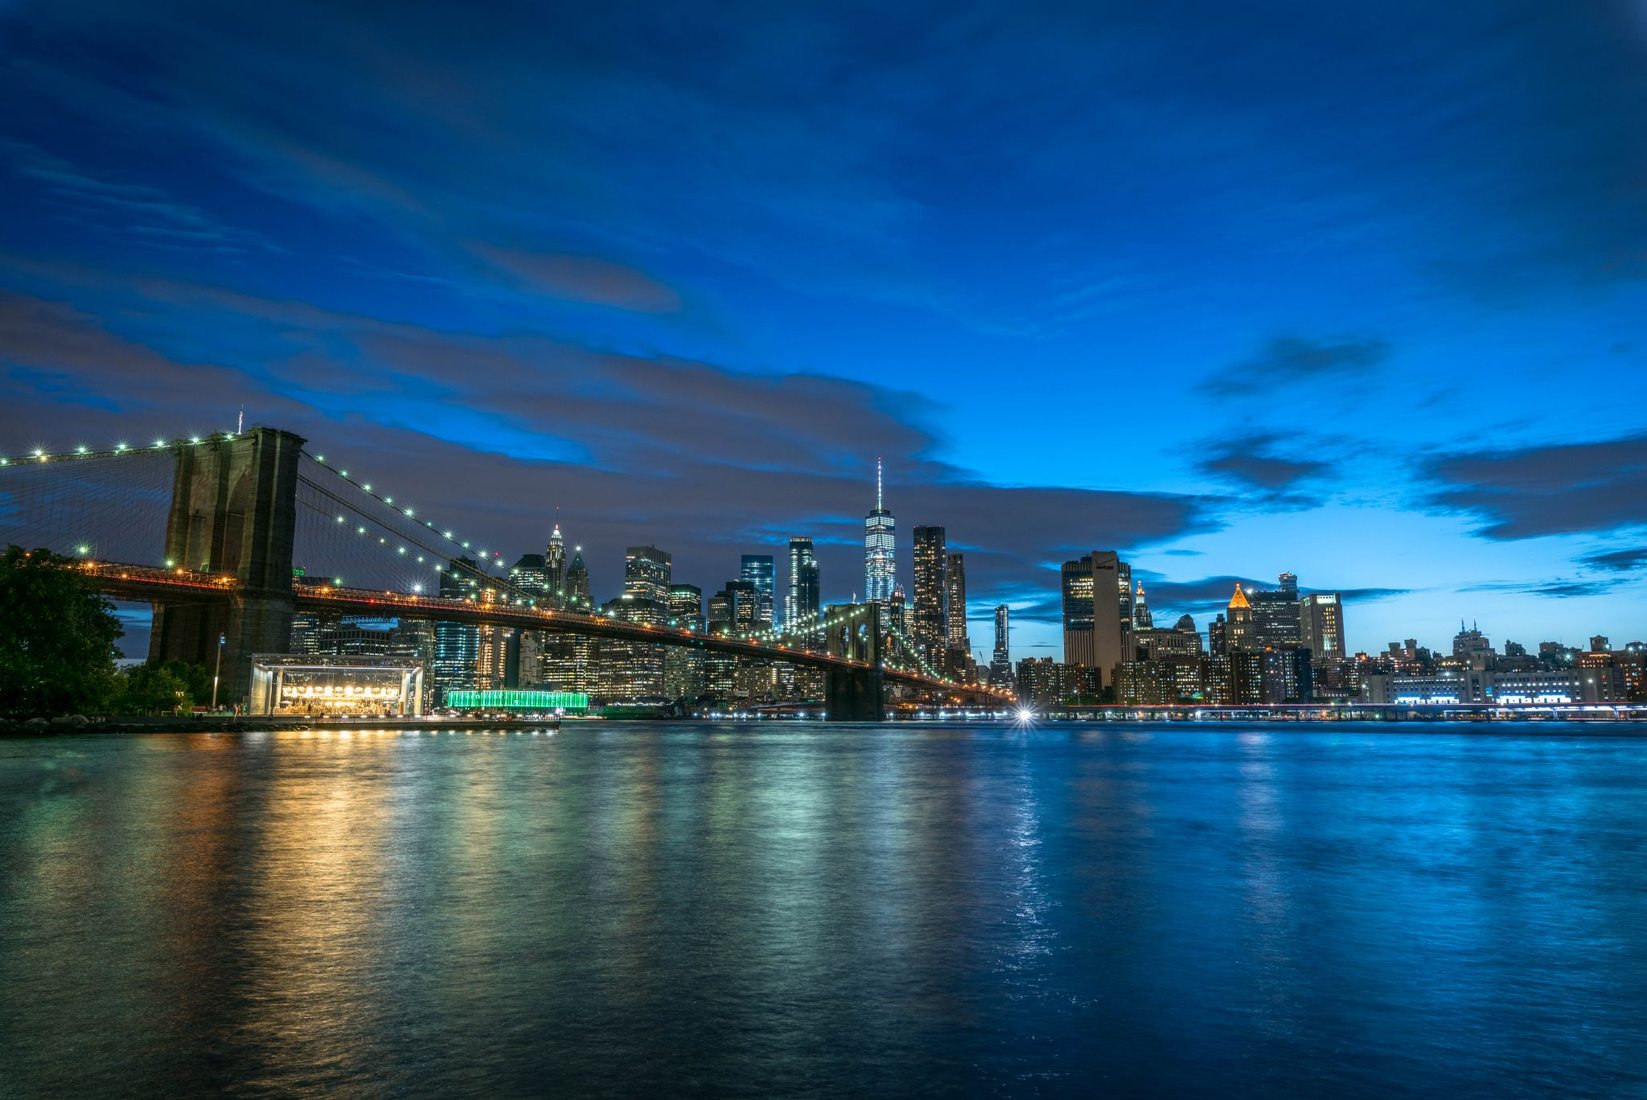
[292, 451, 600, 610]
[0, 436, 181, 565]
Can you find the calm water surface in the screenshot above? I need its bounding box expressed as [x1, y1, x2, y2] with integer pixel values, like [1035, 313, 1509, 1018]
[1, 722, 1645, 1097]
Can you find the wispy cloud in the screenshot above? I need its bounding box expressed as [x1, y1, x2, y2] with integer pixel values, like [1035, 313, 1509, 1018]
[1202, 336, 1389, 396]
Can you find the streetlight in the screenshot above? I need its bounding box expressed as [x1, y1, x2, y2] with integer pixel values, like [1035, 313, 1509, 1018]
[212, 633, 226, 710]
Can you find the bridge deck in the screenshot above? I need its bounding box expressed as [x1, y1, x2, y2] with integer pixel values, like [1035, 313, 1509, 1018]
[77, 561, 1008, 698]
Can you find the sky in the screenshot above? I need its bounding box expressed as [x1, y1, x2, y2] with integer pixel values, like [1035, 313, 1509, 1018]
[2, 0, 1647, 660]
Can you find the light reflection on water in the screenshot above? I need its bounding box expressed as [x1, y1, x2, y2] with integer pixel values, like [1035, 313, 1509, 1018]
[2, 723, 1646, 1097]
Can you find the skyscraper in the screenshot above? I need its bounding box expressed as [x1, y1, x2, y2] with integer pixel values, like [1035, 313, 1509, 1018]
[566, 547, 590, 607]
[433, 555, 480, 703]
[786, 537, 820, 633]
[1300, 593, 1345, 658]
[1062, 550, 1127, 684]
[1250, 572, 1303, 648]
[624, 545, 672, 608]
[1226, 583, 1254, 651]
[1061, 558, 1095, 667]
[509, 553, 547, 598]
[912, 525, 947, 659]
[944, 551, 969, 652]
[545, 523, 566, 605]
[1133, 581, 1152, 628]
[989, 604, 1013, 687]
[740, 554, 776, 630]
[669, 584, 703, 631]
[864, 459, 895, 608]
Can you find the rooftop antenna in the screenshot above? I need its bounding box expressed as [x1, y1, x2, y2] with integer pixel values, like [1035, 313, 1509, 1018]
[236, 404, 244, 434]
[876, 457, 883, 510]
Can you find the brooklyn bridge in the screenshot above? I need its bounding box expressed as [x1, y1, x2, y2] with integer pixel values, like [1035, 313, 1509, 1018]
[2, 426, 1008, 719]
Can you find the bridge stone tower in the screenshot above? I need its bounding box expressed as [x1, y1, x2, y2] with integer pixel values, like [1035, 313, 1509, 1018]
[822, 602, 884, 722]
[149, 428, 306, 704]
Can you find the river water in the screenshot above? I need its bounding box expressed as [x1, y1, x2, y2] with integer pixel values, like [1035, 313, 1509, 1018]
[1, 722, 1644, 1097]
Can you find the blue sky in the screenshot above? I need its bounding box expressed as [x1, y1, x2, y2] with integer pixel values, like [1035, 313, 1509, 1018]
[2, 0, 1646, 658]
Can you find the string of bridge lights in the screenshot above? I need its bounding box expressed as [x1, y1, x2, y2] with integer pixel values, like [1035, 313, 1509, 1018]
[0, 432, 234, 467]
[297, 457, 607, 612]
[301, 451, 511, 575]
[885, 625, 951, 682]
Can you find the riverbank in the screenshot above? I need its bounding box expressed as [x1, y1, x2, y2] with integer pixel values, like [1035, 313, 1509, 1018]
[0, 715, 565, 736]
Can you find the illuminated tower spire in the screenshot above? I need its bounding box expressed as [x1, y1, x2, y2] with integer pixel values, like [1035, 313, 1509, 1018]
[545, 517, 567, 605]
[864, 458, 895, 607]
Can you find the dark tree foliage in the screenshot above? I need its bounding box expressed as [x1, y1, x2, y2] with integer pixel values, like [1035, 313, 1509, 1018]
[114, 661, 212, 714]
[0, 545, 123, 716]
[115, 661, 195, 714]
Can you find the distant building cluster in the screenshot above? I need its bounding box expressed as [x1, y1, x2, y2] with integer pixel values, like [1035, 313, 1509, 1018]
[1025, 560, 1345, 709]
[286, 462, 995, 711]
[1022, 551, 1642, 710]
[282, 462, 1644, 715]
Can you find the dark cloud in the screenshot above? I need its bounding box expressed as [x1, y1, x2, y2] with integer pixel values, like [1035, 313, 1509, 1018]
[1581, 548, 1647, 573]
[1425, 433, 1647, 539]
[1197, 432, 1330, 493]
[1135, 575, 1264, 614]
[469, 245, 682, 313]
[1463, 580, 1615, 599]
[0, 284, 1207, 613]
[1202, 336, 1389, 396]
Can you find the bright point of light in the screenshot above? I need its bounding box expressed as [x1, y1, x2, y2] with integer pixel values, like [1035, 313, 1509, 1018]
[165, 559, 174, 567]
[1015, 708, 1035, 723]
[412, 584, 423, 594]
[461, 541, 470, 549]
[404, 507, 413, 516]
[444, 531, 453, 538]
[76, 545, 89, 555]
[357, 526, 366, 534]
[398, 547, 406, 554]
[336, 516, 345, 523]
[154, 439, 165, 448]
[189, 436, 201, 444]
[116, 443, 128, 451]
[315, 455, 324, 463]
[75, 446, 87, 454]
[32, 449, 43, 457]
[363, 484, 371, 492]
[339, 470, 348, 477]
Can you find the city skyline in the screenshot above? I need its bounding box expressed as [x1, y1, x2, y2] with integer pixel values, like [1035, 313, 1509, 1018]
[3, 3, 1646, 658]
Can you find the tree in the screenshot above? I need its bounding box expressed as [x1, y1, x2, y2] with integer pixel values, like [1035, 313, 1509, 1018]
[0, 545, 123, 716]
[114, 662, 196, 715]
